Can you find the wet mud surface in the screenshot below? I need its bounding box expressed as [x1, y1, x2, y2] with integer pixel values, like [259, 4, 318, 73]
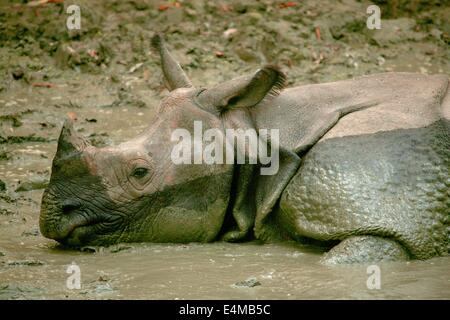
[0, 0, 449, 299]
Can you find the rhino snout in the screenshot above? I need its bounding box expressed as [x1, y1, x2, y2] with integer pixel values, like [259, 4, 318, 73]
[40, 191, 89, 243]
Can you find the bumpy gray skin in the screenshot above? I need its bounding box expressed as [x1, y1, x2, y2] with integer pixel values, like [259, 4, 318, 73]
[320, 236, 410, 265]
[278, 120, 449, 263]
[40, 35, 450, 264]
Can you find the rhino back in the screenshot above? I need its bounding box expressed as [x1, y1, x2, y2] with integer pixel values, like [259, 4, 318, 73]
[278, 119, 449, 259]
[253, 72, 449, 153]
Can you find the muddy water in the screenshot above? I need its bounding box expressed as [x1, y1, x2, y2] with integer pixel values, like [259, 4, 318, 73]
[1, 229, 450, 299]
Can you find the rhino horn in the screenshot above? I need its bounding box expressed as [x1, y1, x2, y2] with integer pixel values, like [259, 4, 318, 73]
[55, 118, 90, 159]
[151, 33, 193, 91]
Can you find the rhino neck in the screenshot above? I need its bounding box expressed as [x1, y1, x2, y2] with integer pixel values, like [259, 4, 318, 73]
[251, 72, 449, 156]
[250, 82, 378, 155]
[219, 111, 301, 242]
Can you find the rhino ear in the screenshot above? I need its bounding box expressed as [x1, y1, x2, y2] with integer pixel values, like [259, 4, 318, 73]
[197, 65, 286, 114]
[151, 33, 193, 91]
[55, 118, 90, 159]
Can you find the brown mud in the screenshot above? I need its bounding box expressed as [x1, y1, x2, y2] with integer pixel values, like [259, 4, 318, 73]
[0, 0, 449, 299]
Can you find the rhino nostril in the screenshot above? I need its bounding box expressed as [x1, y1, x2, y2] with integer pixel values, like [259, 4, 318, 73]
[61, 200, 81, 214]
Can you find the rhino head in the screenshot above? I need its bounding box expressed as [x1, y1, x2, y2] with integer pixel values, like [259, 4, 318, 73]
[40, 34, 300, 246]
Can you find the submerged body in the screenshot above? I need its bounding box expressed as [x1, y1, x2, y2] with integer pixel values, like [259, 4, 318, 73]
[39, 35, 450, 264]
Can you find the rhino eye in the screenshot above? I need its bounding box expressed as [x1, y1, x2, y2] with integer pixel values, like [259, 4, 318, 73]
[132, 167, 148, 178]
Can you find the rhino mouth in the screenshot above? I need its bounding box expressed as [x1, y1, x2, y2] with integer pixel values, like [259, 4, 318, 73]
[40, 201, 105, 245]
[43, 214, 104, 245]
[40, 190, 110, 245]
[59, 220, 104, 245]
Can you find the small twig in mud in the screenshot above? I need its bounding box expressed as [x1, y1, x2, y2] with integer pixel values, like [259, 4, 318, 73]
[128, 62, 144, 73]
[314, 53, 325, 65]
[54, 101, 82, 109]
[215, 51, 225, 58]
[158, 4, 169, 11]
[143, 69, 150, 81]
[158, 2, 181, 11]
[315, 26, 322, 41]
[219, 4, 232, 12]
[223, 28, 238, 39]
[87, 49, 99, 60]
[313, 52, 325, 64]
[279, 2, 296, 9]
[310, 47, 325, 65]
[67, 111, 78, 121]
[27, 0, 63, 7]
[32, 82, 56, 88]
[283, 58, 293, 68]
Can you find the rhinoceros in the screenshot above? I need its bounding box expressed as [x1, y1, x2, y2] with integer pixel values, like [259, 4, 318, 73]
[40, 35, 449, 264]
